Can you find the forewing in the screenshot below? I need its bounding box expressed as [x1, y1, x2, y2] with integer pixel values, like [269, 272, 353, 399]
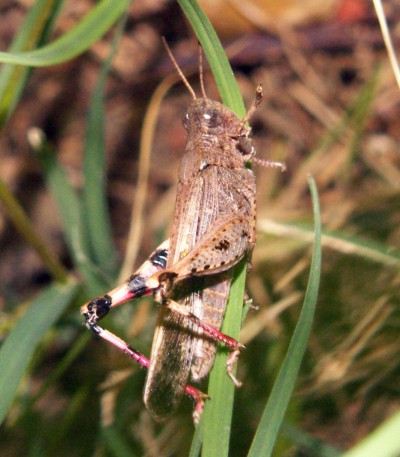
[144, 174, 216, 420]
[144, 304, 194, 421]
[168, 170, 219, 267]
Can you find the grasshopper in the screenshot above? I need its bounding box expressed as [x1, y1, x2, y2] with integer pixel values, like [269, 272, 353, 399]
[81, 41, 285, 422]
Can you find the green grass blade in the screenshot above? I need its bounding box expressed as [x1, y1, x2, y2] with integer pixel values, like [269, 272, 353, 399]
[248, 176, 321, 457]
[0, 280, 79, 425]
[0, 0, 130, 67]
[178, 0, 245, 117]
[178, 1, 248, 455]
[0, 0, 64, 126]
[341, 410, 400, 457]
[189, 415, 204, 457]
[35, 138, 107, 294]
[82, 16, 127, 277]
[201, 260, 247, 457]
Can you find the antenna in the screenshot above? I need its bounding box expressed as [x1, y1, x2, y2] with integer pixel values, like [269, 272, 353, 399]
[162, 37, 196, 100]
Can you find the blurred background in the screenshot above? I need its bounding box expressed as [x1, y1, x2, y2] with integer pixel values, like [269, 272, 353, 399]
[1, 0, 400, 456]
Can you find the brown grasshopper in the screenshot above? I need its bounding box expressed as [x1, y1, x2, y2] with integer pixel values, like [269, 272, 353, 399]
[81, 41, 285, 422]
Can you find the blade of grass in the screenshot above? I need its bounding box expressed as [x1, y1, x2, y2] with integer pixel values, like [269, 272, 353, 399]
[118, 74, 180, 280]
[372, 0, 400, 90]
[0, 176, 67, 281]
[0, 280, 79, 425]
[201, 259, 247, 457]
[33, 133, 107, 295]
[0, 0, 64, 126]
[178, 0, 246, 117]
[248, 176, 321, 457]
[82, 15, 128, 277]
[346, 68, 378, 163]
[258, 219, 400, 268]
[178, 1, 248, 454]
[189, 415, 204, 457]
[0, 0, 130, 67]
[282, 422, 342, 457]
